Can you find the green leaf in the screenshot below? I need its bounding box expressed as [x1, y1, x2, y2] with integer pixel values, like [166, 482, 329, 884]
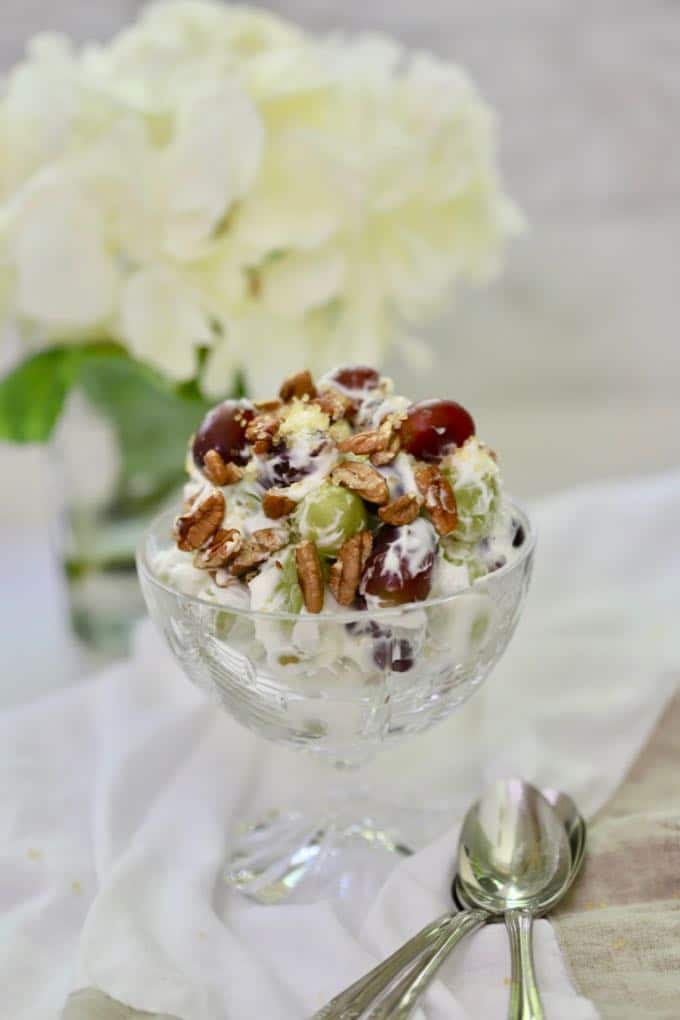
[0, 343, 126, 443]
[78, 355, 212, 514]
[0, 347, 78, 442]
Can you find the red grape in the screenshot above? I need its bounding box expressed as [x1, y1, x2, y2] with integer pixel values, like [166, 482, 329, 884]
[360, 520, 436, 606]
[192, 400, 254, 468]
[400, 399, 475, 462]
[257, 439, 331, 489]
[330, 365, 381, 392]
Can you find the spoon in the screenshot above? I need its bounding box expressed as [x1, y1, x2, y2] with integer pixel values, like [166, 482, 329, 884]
[311, 782, 584, 1020]
[454, 779, 571, 1020]
[363, 780, 572, 1020]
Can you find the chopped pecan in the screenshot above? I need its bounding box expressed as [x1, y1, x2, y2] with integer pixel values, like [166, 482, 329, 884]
[194, 528, 242, 569]
[314, 388, 354, 421]
[230, 540, 271, 577]
[330, 460, 389, 505]
[378, 493, 421, 526]
[173, 489, 225, 551]
[414, 464, 458, 536]
[245, 413, 280, 455]
[228, 528, 287, 576]
[328, 531, 373, 607]
[262, 490, 297, 519]
[202, 449, 244, 486]
[254, 398, 283, 413]
[295, 540, 325, 613]
[251, 528, 288, 554]
[279, 369, 317, 402]
[337, 429, 385, 456]
[370, 420, 401, 465]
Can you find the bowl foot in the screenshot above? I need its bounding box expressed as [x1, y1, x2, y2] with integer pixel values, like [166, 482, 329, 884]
[225, 809, 412, 905]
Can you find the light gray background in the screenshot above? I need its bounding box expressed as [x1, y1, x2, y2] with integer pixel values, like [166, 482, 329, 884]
[1, 0, 678, 524]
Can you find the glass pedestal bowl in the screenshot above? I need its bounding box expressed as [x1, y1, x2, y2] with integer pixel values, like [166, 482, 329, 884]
[137, 505, 534, 904]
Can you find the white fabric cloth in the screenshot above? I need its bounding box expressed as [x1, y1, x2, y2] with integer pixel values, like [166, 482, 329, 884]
[2, 472, 679, 1020]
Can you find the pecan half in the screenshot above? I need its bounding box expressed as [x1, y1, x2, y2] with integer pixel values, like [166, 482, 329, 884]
[370, 420, 401, 466]
[279, 369, 317, 402]
[194, 528, 242, 569]
[295, 540, 325, 613]
[378, 493, 421, 526]
[337, 429, 385, 456]
[230, 540, 271, 577]
[228, 528, 287, 576]
[314, 388, 354, 421]
[173, 489, 225, 551]
[251, 528, 288, 554]
[330, 460, 389, 505]
[262, 490, 297, 519]
[414, 464, 458, 536]
[328, 531, 373, 607]
[245, 413, 280, 455]
[202, 449, 244, 486]
[254, 398, 283, 413]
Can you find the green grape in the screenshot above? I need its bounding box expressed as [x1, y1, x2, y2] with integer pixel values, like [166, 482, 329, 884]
[443, 440, 501, 542]
[440, 536, 488, 583]
[275, 548, 304, 613]
[294, 484, 367, 556]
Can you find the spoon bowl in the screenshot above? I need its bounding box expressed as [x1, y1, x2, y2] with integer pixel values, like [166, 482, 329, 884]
[454, 784, 586, 915]
[456, 778, 571, 915]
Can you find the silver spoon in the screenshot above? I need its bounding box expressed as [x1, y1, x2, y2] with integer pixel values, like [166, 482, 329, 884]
[365, 780, 572, 1020]
[311, 782, 584, 1020]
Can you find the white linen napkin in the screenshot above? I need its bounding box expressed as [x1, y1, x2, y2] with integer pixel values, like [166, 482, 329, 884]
[2, 471, 679, 1020]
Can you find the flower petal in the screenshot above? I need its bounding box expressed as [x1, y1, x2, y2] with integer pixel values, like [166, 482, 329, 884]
[119, 267, 211, 382]
[260, 247, 345, 318]
[7, 175, 118, 330]
[161, 80, 265, 259]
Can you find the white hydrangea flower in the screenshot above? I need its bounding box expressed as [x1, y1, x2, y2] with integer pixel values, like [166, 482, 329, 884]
[119, 267, 212, 381]
[0, 0, 521, 394]
[4, 172, 118, 332]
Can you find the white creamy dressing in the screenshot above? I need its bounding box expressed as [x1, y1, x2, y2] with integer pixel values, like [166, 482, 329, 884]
[377, 451, 418, 499]
[248, 557, 285, 611]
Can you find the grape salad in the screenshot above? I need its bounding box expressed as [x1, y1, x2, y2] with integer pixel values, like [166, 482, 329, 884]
[155, 366, 525, 624]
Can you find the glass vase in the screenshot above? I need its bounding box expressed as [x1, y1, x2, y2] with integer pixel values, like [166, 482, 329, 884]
[52, 358, 210, 660]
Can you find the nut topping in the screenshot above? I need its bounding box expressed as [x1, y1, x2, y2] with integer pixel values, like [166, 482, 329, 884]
[370, 420, 401, 466]
[314, 388, 354, 421]
[245, 413, 280, 455]
[251, 528, 288, 554]
[230, 540, 271, 577]
[414, 464, 458, 536]
[173, 489, 225, 551]
[295, 540, 325, 613]
[330, 460, 389, 505]
[254, 398, 283, 413]
[279, 370, 317, 402]
[262, 490, 297, 519]
[194, 528, 242, 569]
[202, 449, 244, 486]
[337, 429, 385, 456]
[328, 531, 373, 607]
[378, 493, 421, 526]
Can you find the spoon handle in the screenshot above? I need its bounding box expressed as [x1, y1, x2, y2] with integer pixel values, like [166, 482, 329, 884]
[505, 908, 544, 1020]
[366, 908, 488, 1020]
[309, 912, 455, 1019]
